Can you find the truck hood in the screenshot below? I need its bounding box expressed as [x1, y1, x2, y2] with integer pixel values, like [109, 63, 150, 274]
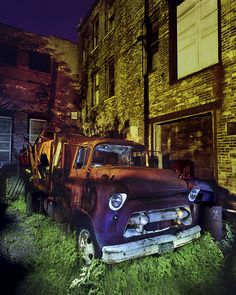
[91, 166, 188, 199]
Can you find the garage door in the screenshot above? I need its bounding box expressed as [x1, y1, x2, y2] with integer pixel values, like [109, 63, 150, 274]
[153, 113, 214, 179]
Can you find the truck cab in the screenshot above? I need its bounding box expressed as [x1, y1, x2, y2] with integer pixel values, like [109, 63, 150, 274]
[26, 128, 202, 264]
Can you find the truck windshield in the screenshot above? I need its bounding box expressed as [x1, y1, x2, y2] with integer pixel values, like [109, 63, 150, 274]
[92, 144, 146, 167]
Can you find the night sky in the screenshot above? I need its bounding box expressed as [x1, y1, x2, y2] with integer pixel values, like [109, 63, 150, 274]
[0, 0, 95, 42]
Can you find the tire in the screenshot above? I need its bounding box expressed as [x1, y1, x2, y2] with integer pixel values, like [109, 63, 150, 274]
[26, 192, 45, 215]
[26, 192, 35, 215]
[76, 223, 101, 266]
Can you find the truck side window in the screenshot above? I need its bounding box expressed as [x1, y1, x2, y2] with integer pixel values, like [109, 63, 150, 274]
[52, 141, 62, 168]
[74, 147, 90, 169]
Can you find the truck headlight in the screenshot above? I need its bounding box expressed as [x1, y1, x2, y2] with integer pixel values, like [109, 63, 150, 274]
[109, 193, 127, 211]
[129, 212, 150, 225]
[188, 187, 200, 202]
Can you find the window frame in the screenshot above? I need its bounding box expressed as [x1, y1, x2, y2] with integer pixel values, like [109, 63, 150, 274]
[81, 32, 88, 63]
[169, 0, 220, 83]
[74, 146, 90, 169]
[28, 51, 51, 73]
[91, 71, 100, 107]
[0, 43, 17, 66]
[107, 58, 115, 98]
[29, 118, 47, 144]
[149, 16, 159, 71]
[0, 116, 12, 163]
[106, 2, 115, 34]
[92, 14, 99, 50]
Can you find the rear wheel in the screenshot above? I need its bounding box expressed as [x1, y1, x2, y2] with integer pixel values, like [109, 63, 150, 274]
[26, 192, 45, 215]
[26, 192, 35, 215]
[76, 224, 101, 265]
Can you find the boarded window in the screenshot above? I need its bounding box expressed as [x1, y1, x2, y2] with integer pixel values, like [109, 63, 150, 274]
[0, 44, 17, 66]
[177, 0, 218, 78]
[29, 51, 51, 73]
[0, 116, 12, 163]
[29, 119, 47, 143]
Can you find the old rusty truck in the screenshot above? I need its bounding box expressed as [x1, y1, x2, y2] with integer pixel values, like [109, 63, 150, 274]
[25, 127, 204, 265]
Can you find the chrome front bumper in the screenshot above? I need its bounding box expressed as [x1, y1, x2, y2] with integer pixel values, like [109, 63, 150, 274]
[102, 225, 201, 264]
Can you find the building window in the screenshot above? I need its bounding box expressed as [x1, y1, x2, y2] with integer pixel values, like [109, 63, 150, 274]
[92, 14, 99, 50]
[91, 71, 99, 106]
[29, 119, 47, 143]
[0, 44, 17, 66]
[150, 17, 159, 70]
[106, 1, 115, 34]
[29, 51, 51, 73]
[107, 58, 115, 98]
[177, 0, 218, 79]
[82, 36, 88, 63]
[0, 116, 12, 163]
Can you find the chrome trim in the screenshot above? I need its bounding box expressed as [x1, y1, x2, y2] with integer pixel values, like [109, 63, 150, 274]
[102, 225, 201, 264]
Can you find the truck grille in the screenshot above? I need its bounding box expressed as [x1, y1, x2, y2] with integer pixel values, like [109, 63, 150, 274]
[124, 206, 192, 238]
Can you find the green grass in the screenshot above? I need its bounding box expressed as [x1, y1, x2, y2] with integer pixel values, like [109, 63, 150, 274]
[3, 198, 236, 295]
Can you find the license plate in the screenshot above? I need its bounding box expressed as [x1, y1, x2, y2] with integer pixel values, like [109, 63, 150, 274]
[158, 242, 174, 254]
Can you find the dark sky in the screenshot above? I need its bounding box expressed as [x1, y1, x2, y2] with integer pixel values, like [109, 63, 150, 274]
[0, 0, 95, 42]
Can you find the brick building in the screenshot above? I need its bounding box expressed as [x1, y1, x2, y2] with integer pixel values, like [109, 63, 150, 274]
[78, 0, 145, 142]
[78, 0, 236, 194]
[0, 23, 79, 166]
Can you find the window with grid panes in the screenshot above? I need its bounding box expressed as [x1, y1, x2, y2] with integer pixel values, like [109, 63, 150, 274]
[29, 119, 47, 143]
[177, 0, 218, 78]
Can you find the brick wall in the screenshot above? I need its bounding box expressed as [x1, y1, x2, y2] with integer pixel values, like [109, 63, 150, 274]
[147, 0, 236, 193]
[216, 0, 236, 193]
[0, 24, 79, 163]
[79, 0, 236, 193]
[78, 0, 145, 143]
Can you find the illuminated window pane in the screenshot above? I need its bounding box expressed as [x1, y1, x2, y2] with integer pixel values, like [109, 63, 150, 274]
[177, 0, 218, 78]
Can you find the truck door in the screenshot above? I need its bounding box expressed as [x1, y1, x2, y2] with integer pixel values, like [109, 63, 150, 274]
[67, 146, 91, 211]
[61, 143, 78, 219]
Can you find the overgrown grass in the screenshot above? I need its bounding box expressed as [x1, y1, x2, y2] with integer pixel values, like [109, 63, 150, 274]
[3, 198, 236, 295]
[4, 198, 78, 295]
[72, 234, 224, 295]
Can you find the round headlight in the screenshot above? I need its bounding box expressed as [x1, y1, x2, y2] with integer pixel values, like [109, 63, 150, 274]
[109, 193, 127, 211]
[188, 187, 200, 202]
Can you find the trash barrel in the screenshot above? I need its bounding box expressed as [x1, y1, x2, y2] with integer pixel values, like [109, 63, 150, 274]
[202, 206, 222, 241]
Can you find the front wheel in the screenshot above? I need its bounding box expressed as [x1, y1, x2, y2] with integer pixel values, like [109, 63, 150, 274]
[77, 225, 101, 265]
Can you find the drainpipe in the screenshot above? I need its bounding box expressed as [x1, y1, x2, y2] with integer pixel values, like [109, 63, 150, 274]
[143, 0, 150, 149]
